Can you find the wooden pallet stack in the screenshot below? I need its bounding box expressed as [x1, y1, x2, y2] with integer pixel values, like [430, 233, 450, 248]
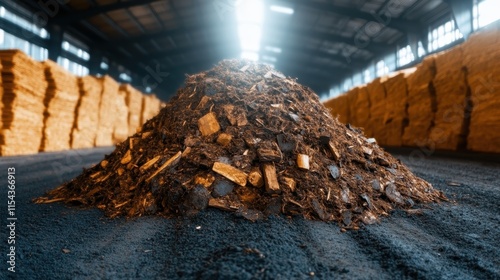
[0, 50, 47, 156]
[120, 84, 143, 135]
[95, 76, 120, 146]
[40, 60, 80, 152]
[354, 86, 371, 136]
[383, 68, 415, 147]
[462, 25, 500, 153]
[429, 46, 469, 150]
[402, 56, 437, 147]
[366, 77, 388, 142]
[141, 94, 162, 125]
[346, 87, 360, 126]
[113, 87, 129, 143]
[325, 94, 349, 125]
[72, 76, 102, 149]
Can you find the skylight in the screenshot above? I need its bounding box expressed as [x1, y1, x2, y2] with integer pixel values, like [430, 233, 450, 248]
[270, 5, 294, 15]
[265, 46, 282, 53]
[262, 55, 277, 63]
[474, 0, 500, 29]
[236, 0, 264, 60]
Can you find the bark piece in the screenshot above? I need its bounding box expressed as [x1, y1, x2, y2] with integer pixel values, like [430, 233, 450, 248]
[223, 104, 248, 126]
[257, 144, 281, 162]
[282, 177, 296, 192]
[212, 162, 248, 187]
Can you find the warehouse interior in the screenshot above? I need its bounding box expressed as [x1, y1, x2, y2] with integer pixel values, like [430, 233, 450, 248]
[0, 0, 499, 279]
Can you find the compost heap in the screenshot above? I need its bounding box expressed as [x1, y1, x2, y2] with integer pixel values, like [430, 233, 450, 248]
[36, 60, 446, 228]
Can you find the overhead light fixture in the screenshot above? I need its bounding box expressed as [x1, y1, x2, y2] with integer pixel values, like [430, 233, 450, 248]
[265, 46, 282, 53]
[270, 5, 294, 15]
[241, 51, 259, 61]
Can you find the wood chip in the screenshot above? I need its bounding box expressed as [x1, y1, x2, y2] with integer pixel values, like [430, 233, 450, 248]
[146, 151, 182, 182]
[212, 162, 248, 187]
[248, 168, 264, 188]
[297, 154, 310, 170]
[198, 112, 220, 136]
[328, 141, 341, 161]
[216, 133, 232, 146]
[261, 163, 280, 193]
[139, 155, 161, 172]
[194, 173, 216, 187]
[100, 160, 108, 168]
[120, 150, 132, 164]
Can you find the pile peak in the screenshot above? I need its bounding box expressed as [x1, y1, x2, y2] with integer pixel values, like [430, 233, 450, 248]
[36, 60, 445, 228]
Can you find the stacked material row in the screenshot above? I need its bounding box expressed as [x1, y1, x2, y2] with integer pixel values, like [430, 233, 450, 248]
[324, 24, 500, 153]
[0, 49, 164, 156]
[0, 50, 47, 156]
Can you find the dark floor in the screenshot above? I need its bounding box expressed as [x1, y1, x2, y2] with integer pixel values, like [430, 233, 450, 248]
[1, 147, 499, 279]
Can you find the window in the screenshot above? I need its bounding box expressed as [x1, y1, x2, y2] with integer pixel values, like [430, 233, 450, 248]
[376, 60, 389, 77]
[352, 73, 362, 87]
[397, 45, 415, 67]
[417, 41, 426, 57]
[342, 78, 353, 92]
[100, 57, 109, 70]
[0, 6, 49, 39]
[329, 87, 341, 98]
[363, 68, 372, 83]
[62, 40, 90, 61]
[428, 20, 463, 52]
[57, 57, 89, 76]
[0, 29, 48, 61]
[473, 0, 500, 29]
[119, 72, 132, 83]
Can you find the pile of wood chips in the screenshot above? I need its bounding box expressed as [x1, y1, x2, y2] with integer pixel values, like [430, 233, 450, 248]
[36, 60, 446, 228]
[0, 50, 48, 156]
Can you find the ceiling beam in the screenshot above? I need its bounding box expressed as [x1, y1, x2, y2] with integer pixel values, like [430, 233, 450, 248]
[270, 0, 422, 33]
[104, 23, 388, 57]
[53, 0, 163, 24]
[135, 38, 365, 69]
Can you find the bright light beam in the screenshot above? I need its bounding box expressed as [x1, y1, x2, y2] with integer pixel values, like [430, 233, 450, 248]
[236, 0, 264, 61]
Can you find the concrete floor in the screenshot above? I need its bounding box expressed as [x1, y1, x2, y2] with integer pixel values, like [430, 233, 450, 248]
[1, 147, 499, 279]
